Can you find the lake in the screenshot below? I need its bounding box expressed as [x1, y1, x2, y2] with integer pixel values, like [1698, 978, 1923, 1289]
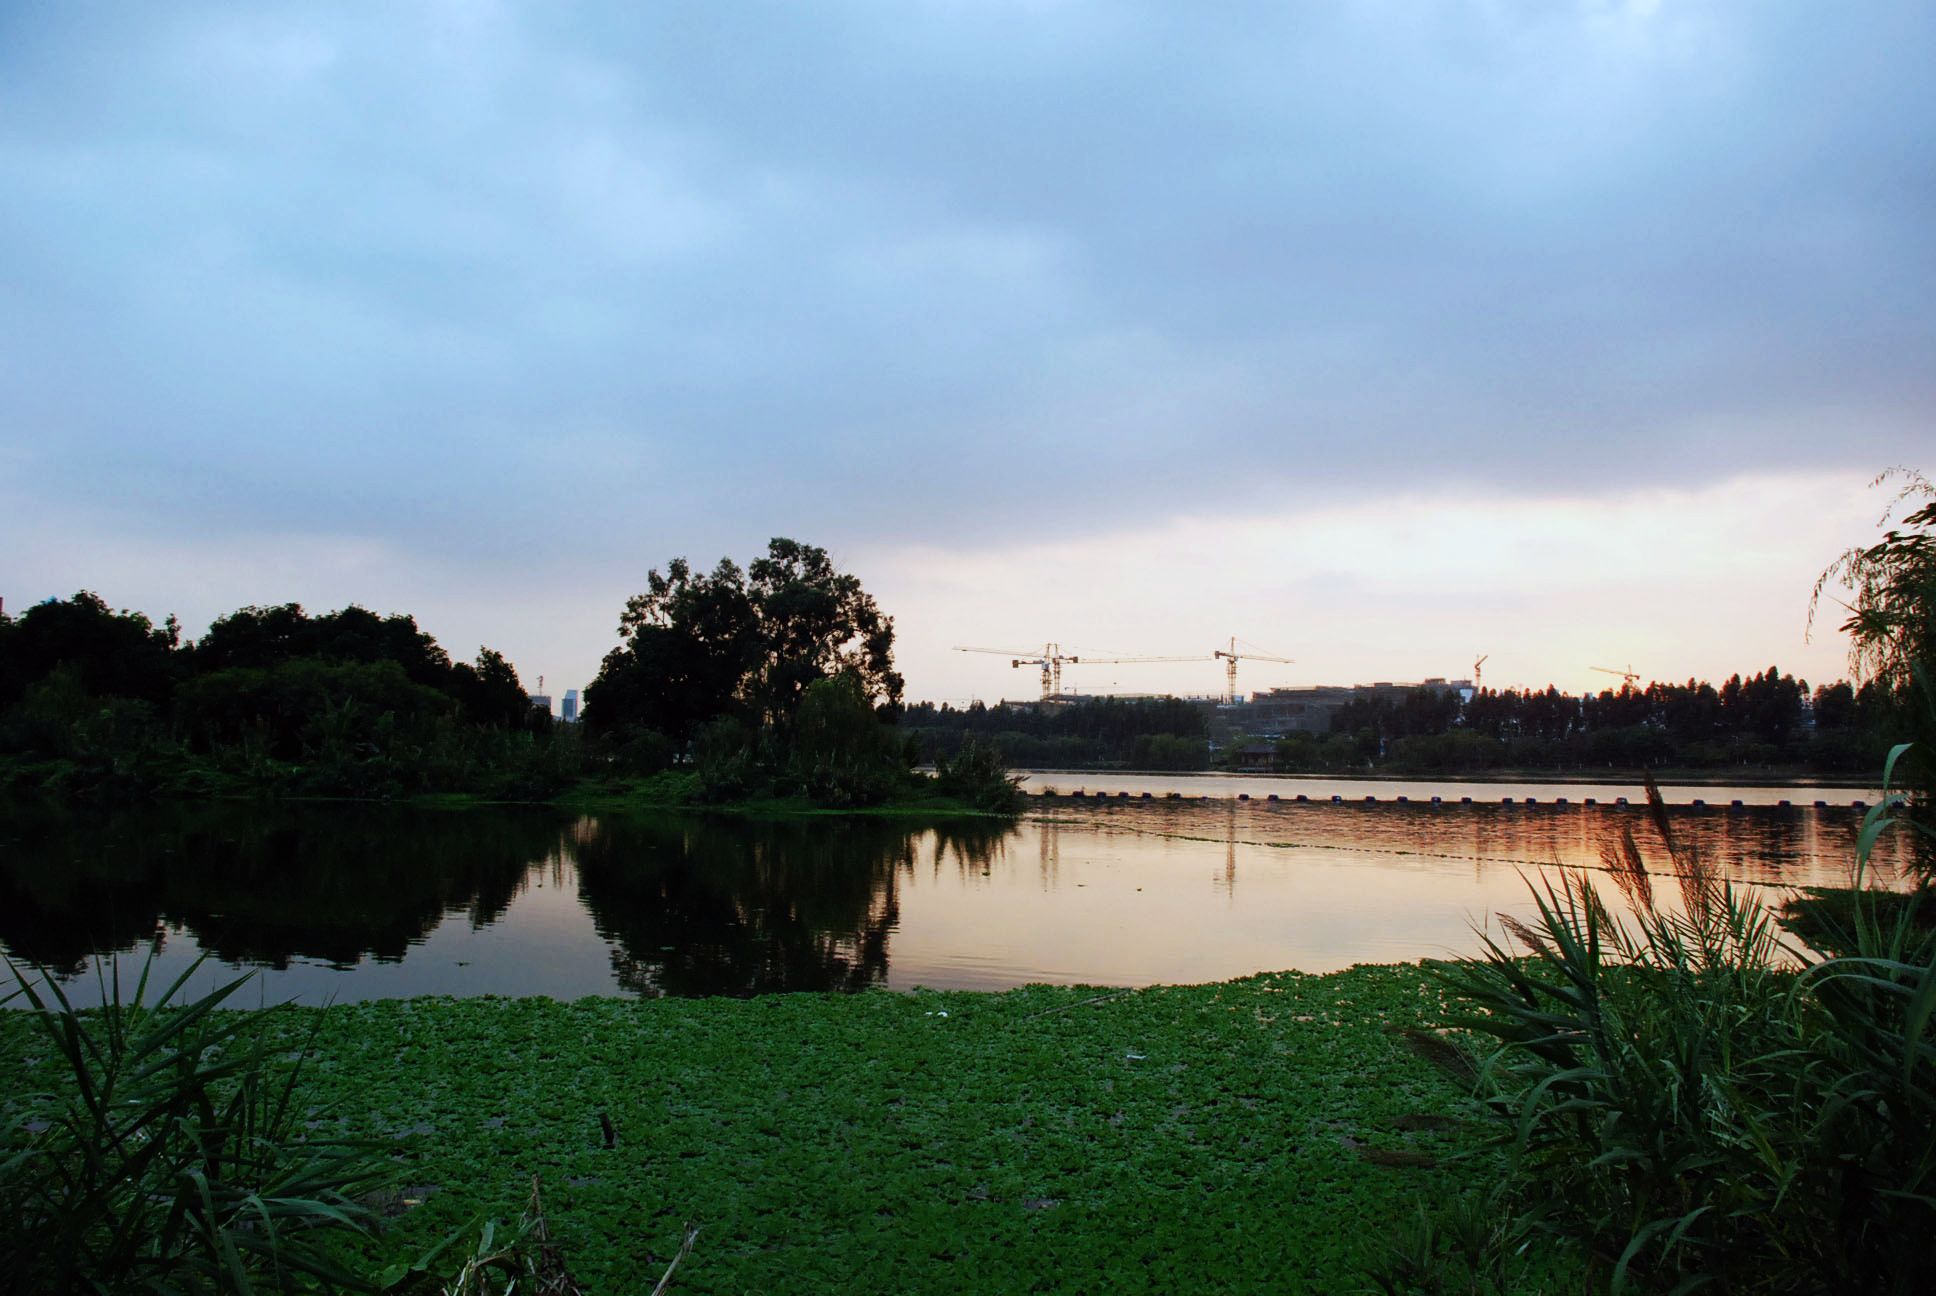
[1, 779, 1916, 1006]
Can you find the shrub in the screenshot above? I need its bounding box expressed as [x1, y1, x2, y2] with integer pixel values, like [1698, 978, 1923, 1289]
[691, 715, 761, 803]
[932, 739, 1023, 813]
[1396, 760, 1936, 1293]
[0, 956, 396, 1294]
[785, 674, 910, 807]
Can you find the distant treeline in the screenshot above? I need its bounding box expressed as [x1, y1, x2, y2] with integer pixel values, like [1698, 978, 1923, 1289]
[900, 667, 1905, 776]
[1281, 668, 1899, 775]
[901, 698, 1211, 770]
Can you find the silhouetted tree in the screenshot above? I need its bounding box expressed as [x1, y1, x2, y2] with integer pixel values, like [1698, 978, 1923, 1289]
[0, 591, 181, 709]
[586, 556, 761, 745]
[585, 538, 901, 745]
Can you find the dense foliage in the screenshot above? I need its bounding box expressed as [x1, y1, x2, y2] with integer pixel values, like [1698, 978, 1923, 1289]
[1394, 773, 1936, 1293]
[0, 563, 1009, 811]
[0, 593, 563, 800]
[0, 959, 393, 1295]
[580, 539, 992, 809]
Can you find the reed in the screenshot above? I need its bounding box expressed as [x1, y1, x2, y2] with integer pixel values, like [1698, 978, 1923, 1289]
[1395, 755, 1936, 1293]
[0, 955, 395, 1294]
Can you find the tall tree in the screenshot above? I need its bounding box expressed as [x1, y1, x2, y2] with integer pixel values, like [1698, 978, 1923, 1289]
[747, 539, 901, 727]
[586, 539, 901, 743]
[587, 557, 762, 744]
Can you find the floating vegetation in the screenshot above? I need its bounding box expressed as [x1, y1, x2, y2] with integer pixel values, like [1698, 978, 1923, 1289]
[0, 967, 1518, 1293]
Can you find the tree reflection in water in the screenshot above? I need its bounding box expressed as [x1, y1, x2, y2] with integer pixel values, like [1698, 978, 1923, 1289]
[570, 815, 1013, 997]
[0, 801, 566, 974]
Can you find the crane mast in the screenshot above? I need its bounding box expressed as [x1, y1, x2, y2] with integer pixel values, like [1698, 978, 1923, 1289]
[1211, 636, 1294, 705]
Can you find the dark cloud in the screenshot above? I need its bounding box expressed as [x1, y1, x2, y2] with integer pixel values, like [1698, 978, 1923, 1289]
[3, 1, 1931, 567]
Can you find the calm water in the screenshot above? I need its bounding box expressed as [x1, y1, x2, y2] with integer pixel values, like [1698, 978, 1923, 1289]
[0, 789, 1917, 1006]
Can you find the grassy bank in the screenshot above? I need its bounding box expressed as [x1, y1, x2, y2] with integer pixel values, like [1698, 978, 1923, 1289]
[0, 967, 1535, 1293]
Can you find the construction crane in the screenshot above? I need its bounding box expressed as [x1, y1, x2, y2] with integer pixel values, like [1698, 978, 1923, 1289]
[1473, 654, 1489, 692]
[954, 643, 1202, 702]
[1212, 636, 1294, 705]
[1592, 664, 1641, 689]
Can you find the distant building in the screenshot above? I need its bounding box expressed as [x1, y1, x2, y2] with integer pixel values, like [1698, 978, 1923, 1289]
[561, 688, 580, 724]
[529, 693, 553, 718]
[1222, 678, 1474, 739]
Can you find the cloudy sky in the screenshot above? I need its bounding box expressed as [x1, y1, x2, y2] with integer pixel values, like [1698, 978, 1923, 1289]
[3, 1, 1929, 704]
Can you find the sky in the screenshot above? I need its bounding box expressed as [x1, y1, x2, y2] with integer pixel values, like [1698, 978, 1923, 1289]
[2, 1, 1930, 705]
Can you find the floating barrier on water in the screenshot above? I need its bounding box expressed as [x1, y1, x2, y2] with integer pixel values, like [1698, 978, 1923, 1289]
[1295, 794, 1308, 802]
[1461, 796, 1473, 804]
[1502, 796, 1514, 804]
[1555, 797, 1568, 805]
[1238, 793, 1250, 801]
[1396, 795, 1410, 804]
[1584, 798, 1597, 806]
[1523, 797, 1537, 805]
[1118, 791, 1130, 799]
[1365, 795, 1378, 803]
[1266, 793, 1279, 802]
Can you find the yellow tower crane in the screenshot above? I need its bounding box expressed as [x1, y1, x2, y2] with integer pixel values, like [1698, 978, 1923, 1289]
[954, 644, 1203, 702]
[1212, 637, 1294, 705]
[1591, 664, 1641, 689]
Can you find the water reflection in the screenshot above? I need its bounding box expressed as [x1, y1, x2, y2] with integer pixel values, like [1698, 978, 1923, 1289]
[0, 796, 1914, 1005]
[0, 802, 560, 975]
[572, 816, 1005, 996]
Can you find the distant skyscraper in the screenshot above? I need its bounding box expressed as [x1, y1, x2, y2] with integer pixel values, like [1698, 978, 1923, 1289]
[562, 688, 580, 724]
[530, 693, 553, 717]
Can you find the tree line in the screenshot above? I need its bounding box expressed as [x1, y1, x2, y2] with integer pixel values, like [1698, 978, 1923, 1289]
[0, 538, 1019, 810]
[0, 593, 560, 799]
[900, 697, 1212, 770]
[897, 667, 1908, 778]
[1271, 667, 1900, 776]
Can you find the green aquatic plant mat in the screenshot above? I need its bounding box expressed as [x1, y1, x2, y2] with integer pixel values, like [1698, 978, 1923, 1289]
[1, 968, 1510, 1294]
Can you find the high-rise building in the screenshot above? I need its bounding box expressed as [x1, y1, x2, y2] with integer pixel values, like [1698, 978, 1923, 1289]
[561, 688, 580, 724]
